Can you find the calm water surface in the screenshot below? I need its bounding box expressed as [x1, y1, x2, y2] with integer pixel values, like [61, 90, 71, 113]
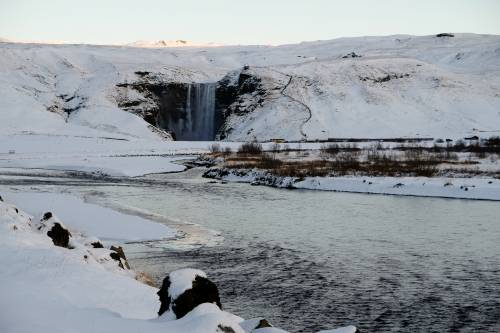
[93, 168, 500, 332]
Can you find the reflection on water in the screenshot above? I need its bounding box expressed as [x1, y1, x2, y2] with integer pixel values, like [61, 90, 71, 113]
[94, 168, 500, 332]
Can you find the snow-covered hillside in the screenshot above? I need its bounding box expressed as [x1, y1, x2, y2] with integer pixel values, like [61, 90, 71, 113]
[1, 34, 499, 141]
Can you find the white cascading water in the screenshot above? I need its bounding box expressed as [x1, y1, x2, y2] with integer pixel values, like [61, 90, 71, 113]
[180, 83, 216, 141]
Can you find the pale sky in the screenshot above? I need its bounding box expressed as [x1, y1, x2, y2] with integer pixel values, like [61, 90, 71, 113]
[1, 0, 499, 45]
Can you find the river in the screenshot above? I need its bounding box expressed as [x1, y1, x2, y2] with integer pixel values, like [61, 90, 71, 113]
[84, 167, 500, 332]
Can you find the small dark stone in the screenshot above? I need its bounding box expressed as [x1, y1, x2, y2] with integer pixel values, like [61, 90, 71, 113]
[47, 223, 71, 248]
[342, 52, 362, 58]
[157, 275, 222, 319]
[42, 212, 53, 221]
[217, 325, 236, 333]
[91, 241, 104, 248]
[240, 318, 273, 332]
[256, 319, 272, 329]
[134, 71, 151, 77]
[436, 33, 455, 38]
[0, 195, 3, 202]
[14, 208, 18, 213]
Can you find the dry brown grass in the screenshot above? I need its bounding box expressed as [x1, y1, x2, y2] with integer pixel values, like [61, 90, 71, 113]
[224, 152, 441, 177]
[215, 137, 500, 178]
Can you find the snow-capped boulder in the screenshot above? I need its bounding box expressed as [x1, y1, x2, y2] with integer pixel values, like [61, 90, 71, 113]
[39, 212, 72, 248]
[158, 268, 222, 319]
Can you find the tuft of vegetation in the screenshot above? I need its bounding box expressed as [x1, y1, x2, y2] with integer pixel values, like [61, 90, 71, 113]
[237, 142, 263, 155]
[223, 146, 233, 156]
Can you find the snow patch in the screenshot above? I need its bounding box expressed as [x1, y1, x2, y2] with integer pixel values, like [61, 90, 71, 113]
[168, 268, 208, 300]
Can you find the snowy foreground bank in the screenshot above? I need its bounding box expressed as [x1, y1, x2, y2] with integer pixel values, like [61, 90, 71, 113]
[204, 168, 500, 201]
[0, 194, 357, 333]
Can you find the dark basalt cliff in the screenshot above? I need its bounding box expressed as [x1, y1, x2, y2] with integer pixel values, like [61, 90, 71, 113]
[115, 68, 265, 141]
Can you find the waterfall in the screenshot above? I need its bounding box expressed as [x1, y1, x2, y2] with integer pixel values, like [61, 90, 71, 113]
[154, 82, 218, 141]
[178, 83, 216, 141]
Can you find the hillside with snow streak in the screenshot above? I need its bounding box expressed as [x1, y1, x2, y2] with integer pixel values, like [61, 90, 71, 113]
[1, 33, 499, 141]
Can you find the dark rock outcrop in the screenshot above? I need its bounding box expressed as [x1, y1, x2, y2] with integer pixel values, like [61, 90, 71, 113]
[203, 168, 296, 189]
[217, 325, 236, 333]
[115, 67, 269, 141]
[436, 33, 455, 38]
[46, 222, 72, 248]
[360, 73, 410, 83]
[91, 241, 104, 248]
[109, 245, 130, 269]
[216, 68, 266, 139]
[342, 52, 362, 58]
[116, 73, 223, 140]
[157, 274, 222, 319]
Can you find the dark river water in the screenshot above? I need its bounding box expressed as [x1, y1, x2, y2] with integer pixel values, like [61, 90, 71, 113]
[91, 168, 500, 333]
[2, 168, 499, 332]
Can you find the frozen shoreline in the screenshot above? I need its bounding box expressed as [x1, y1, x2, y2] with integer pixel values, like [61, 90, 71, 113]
[0, 186, 357, 333]
[204, 168, 500, 201]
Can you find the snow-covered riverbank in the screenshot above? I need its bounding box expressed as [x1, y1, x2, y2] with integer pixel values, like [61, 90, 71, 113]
[204, 168, 500, 201]
[0, 191, 357, 333]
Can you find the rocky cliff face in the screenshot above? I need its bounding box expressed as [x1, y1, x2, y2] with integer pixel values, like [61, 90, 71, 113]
[116, 72, 222, 140]
[215, 67, 267, 140]
[115, 68, 267, 141]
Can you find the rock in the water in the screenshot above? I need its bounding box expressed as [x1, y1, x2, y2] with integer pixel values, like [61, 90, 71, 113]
[41, 212, 53, 221]
[46, 222, 71, 248]
[158, 269, 222, 319]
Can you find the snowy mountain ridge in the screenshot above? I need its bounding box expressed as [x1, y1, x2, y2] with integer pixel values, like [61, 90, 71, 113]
[126, 39, 223, 48]
[0, 33, 499, 141]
